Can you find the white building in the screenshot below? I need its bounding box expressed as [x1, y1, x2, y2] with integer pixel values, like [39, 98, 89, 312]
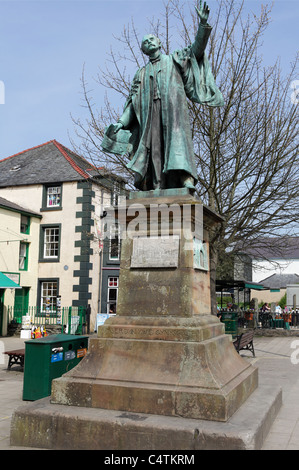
[0, 140, 125, 334]
[240, 238, 299, 304]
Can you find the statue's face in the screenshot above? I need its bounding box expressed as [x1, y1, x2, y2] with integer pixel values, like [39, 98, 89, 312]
[141, 35, 161, 55]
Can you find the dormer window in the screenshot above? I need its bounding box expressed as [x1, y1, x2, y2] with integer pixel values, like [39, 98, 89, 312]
[10, 164, 21, 172]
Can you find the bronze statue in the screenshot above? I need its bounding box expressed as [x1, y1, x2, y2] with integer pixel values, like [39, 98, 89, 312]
[102, 1, 223, 191]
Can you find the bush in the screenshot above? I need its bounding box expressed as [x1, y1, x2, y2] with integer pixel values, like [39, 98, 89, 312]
[216, 296, 233, 307]
[279, 293, 287, 309]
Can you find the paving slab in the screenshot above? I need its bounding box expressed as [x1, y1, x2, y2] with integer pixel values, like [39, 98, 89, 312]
[1, 333, 299, 450]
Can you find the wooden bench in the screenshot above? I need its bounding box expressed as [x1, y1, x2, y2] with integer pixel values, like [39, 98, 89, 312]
[233, 330, 255, 357]
[4, 349, 25, 370]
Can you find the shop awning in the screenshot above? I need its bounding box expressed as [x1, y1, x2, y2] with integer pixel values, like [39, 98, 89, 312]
[216, 279, 267, 291]
[0, 272, 21, 289]
[244, 282, 265, 290]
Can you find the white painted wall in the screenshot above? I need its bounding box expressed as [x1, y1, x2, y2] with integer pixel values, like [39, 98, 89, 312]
[252, 259, 299, 283]
[0, 206, 40, 334]
[0, 181, 118, 331]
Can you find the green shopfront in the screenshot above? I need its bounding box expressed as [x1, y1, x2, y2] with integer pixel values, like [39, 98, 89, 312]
[0, 272, 22, 336]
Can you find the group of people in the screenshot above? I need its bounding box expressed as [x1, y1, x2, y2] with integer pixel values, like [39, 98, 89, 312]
[261, 302, 298, 315]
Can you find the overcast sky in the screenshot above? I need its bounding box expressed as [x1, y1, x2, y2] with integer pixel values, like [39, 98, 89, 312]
[0, 0, 298, 159]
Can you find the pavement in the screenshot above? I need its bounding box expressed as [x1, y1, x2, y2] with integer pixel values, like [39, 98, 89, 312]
[1, 332, 299, 450]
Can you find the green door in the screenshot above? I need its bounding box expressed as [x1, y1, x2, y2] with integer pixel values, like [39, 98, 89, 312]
[14, 287, 29, 322]
[0, 289, 4, 335]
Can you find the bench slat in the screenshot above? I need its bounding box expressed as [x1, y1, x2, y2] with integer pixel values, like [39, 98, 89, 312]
[4, 349, 25, 356]
[4, 349, 25, 370]
[233, 331, 255, 357]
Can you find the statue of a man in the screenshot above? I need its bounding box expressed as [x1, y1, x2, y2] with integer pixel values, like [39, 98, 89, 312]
[102, 1, 223, 191]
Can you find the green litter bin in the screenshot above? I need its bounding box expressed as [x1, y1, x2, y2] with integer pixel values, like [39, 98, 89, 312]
[220, 311, 238, 337]
[22, 334, 88, 401]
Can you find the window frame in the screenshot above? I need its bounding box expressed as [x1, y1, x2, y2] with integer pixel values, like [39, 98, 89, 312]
[109, 224, 120, 261]
[20, 214, 30, 235]
[41, 184, 63, 211]
[46, 185, 61, 208]
[111, 181, 120, 207]
[107, 276, 119, 313]
[43, 227, 59, 259]
[38, 279, 59, 314]
[19, 242, 29, 271]
[39, 224, 61, 262]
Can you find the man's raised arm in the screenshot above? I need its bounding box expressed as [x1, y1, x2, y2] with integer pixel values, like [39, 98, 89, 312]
[191, 1, 212, 60]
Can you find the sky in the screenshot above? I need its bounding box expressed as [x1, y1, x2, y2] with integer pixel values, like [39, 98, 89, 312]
[0, 0, 298, 159]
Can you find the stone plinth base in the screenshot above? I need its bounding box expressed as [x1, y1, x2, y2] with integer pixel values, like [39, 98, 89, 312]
[50, 316, 258, 422]
[10, 192, 261, 448]
[10, 384, 282, 450]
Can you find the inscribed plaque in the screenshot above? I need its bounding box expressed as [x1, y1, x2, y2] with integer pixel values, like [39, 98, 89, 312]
[193, 238, 209, 271]
[131, 235, 179, 268]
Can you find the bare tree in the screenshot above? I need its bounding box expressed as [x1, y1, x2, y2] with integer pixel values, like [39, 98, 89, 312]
[71, 0, 299, 312]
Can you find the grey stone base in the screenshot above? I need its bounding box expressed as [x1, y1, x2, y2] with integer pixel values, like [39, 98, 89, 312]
[10, 384, 281, 450]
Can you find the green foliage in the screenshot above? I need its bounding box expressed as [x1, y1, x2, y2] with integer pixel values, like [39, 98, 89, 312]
[279, 293, 287, 309]
[216, 296, 233, 306]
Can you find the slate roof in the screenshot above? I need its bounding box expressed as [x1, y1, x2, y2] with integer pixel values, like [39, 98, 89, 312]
[259, 273, 299, 289]
[0, 140, 95, 187]
[0, 196, 41, 218]
[238, 237, 299, 260]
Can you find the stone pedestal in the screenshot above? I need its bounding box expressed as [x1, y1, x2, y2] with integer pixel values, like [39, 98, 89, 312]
[11, 191, 267, 450]
[51, 191, 258, 422]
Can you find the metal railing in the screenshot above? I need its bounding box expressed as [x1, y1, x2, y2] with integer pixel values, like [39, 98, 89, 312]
[219, 309, 299, 332]
[7, 305, 87, 335]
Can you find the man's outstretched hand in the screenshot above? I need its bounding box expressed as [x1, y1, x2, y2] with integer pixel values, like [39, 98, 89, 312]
[195, 1, 210, 25]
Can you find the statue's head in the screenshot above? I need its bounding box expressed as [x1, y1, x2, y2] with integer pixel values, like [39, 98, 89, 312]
[141, 34, 161, 56]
